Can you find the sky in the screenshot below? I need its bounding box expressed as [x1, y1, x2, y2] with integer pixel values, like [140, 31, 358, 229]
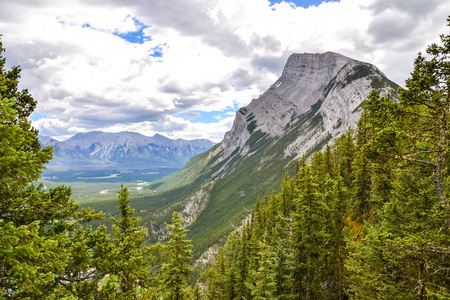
[0, 0, 448, 143]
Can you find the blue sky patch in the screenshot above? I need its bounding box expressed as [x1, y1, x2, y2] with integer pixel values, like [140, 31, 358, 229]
[234, 86, 253, 92]
[31, 112, 53, 122]
[269, 0, 339, 8]
[150, 44, 166, 57]
[113, 18, 151, 44]
[175, 103, 239, 124]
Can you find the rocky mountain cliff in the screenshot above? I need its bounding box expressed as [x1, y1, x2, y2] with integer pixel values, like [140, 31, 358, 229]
[141, 52, 399, 259]
[39, 131, 214, 181]
[203, 52, 397, 180]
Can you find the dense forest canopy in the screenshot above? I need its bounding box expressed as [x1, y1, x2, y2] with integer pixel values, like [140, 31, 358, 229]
[1, 17, 450, 299]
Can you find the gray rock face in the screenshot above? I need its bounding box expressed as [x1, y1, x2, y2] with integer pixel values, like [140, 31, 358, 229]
[222, 52, 398, 161]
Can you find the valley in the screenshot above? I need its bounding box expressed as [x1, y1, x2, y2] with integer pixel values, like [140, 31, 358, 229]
[47, 51, 400, 261]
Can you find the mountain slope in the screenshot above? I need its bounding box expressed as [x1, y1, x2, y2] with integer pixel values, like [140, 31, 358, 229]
[141, 52, 399, 259]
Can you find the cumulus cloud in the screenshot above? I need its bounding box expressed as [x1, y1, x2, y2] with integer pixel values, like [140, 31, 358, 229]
[0, 0, 449, 142]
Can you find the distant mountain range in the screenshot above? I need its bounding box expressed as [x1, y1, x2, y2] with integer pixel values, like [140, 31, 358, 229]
[38, 131, 215, 181]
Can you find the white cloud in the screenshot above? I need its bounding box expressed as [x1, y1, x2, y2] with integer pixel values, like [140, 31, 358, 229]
[2, 0, 450, 142]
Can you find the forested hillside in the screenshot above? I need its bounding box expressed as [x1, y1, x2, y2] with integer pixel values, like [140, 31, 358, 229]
[1, 18, 449, 299]
[202, 25, 450, 299]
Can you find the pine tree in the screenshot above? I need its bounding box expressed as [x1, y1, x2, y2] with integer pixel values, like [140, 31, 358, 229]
[327, 176, 348, 299]
[235, 221, 251, 300]
[292, 165, 329, 299]
[0, 36, 106, 299]
[333, 128, 356, 193]
[280, 172, 295, 218]
[192, 280, 203, 300]
[161, 212, 193, 300]
[101, 185, 152, 298]
[246, 231, 277, 300]
[204, 247, 226, 300]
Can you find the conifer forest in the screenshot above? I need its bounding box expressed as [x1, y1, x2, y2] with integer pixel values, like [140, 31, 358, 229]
[1, 18, 450, 300]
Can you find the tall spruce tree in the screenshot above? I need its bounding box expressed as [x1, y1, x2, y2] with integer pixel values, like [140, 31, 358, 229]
[161, 212, 193, 300]
[246, 231, 277, 300]
[292, 164, 329, 299]
[101, 185, 152, 298]
[235, 221, 251, 300]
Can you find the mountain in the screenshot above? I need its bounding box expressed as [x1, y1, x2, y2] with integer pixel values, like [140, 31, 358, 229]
[139, 52, 399, 259]
[39, 131, 215, 181]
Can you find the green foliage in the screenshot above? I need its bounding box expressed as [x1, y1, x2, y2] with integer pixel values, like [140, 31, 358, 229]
[247, 120, 257, 134]
[203, 19, 450, 299]
[345, 22, 450, 298]
[0, 36, 109, 299]
[246, 231, 277, 300]
[161, 212, 193, 300]
[100, 185, 152, 298]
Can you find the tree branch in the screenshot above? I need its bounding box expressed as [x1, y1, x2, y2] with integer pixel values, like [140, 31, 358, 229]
[405, 245, 450, 255]
[57, 270, 97, 283]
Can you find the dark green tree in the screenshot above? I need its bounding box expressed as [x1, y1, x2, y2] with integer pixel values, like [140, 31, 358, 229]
[101, 185, 152, 299]
[326, 176, 348, 299]
[0, 36, 106, 299]
[235, 221, 251, 300]
[292, 164, 329, 299]
[204, 247, 227, 300]
[246, 231, 277, 300]
[161, 212, 193, 300]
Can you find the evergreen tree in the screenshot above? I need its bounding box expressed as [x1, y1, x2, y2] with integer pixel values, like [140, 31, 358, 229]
[204, 247, 226, 300]
[161, 212, 193, 300]
[346, 19, 450, 299]
[192, 280, 203, 300]
[333, 128, 356, 193]
[101, 185, 152, 299]
[292, 165, 329, 299]
[273, 236, 295, 300]
[0, 36, 106, 299]
[246, 231, 277, 300]
[280, 172, 295, 218]
[235, 221, 251, 300]
[327, 176, 348, 299]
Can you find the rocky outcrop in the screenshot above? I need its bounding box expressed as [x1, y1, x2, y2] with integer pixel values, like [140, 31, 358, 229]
[146, 181, 214, 241]
[222, 52, 397, 161]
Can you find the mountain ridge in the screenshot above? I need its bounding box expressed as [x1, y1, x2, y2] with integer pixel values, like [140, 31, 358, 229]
[140, 51, 400, 259]
[202, 52, 397, 179]
[39, 131, 215, 180]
